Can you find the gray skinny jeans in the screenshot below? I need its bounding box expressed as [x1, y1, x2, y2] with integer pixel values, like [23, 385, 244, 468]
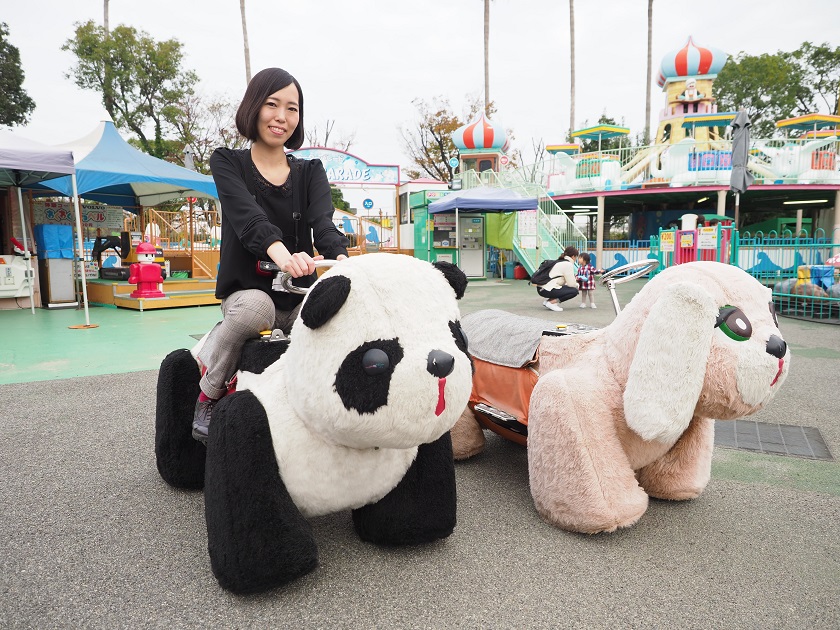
[197, 289, 301, 399]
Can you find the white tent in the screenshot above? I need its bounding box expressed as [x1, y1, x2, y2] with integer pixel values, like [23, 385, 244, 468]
[0, 131, 93, 326]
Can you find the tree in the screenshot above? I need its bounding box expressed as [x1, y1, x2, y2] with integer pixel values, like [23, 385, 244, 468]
[166, 91, 249, 173]
[331, 186, 351, 213]
[786, 42, 840, 116]
[400, 96, 497, 181]
[643, 0, 654, 145]
[713, 42, 840, 138]
[712, 52, 800, 138]
[511, 138, 546, 183]
[240, 0, 252, 84]
[0, 22, 36, 127]
[484, 0, 490, 114]
[63, 20, 198, 158]
[305, 119, 356, 151]
[568, 0, 576, 138]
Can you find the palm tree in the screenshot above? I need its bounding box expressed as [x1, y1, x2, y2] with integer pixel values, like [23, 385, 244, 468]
[569, 0, 575, 137]
[484, 0, 490, 114]
[103, 1, 113, 115]
[644, 0, 654, 144]
[240, 0, 252, 84]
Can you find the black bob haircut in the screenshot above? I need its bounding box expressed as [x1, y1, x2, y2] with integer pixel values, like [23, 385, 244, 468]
[235, 68, 305, 150]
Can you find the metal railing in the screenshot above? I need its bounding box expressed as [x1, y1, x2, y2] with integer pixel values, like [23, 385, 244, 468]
[459, 168, 586, 273]
[514, 135, 840, 192]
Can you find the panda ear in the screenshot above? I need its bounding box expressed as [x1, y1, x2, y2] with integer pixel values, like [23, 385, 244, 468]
[300, 275, 351, 329]
[432, 261, 468, 299]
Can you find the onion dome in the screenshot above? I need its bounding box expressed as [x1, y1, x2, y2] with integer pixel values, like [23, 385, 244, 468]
[452, 112, 508, 151]
[657, 36, 728, 88]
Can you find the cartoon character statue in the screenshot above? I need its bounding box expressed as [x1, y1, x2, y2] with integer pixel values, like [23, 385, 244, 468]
[677, 78, 705, 102]
[128, 242, 165, 298]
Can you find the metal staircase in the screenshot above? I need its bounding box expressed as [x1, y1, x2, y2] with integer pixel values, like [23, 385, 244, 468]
[459, 169, 586, 274]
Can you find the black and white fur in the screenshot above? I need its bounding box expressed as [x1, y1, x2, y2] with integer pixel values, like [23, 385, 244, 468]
[156, 254, 472, 594]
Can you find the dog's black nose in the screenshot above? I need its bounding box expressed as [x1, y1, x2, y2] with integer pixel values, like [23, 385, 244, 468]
[427, 350, 454, 378]
[766, 335, 787, 359]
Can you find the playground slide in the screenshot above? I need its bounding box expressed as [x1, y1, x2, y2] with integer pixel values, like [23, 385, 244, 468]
[622, 147, 662, 184]
[748, 158, 777, 181]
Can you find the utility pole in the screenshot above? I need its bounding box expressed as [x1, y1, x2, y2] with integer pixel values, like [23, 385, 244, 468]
[483, 0, 490, 114]
[240, 0, 252, 84]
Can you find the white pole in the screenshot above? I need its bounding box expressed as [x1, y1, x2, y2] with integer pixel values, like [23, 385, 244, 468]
[596, 195, 605, 269]
[455, 209, 460, 271]
[71, 175, 91, 327]
[15, 186, 35, 314]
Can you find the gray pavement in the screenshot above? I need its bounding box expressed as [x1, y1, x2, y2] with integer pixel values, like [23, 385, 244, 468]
[1, 276, 838, 629]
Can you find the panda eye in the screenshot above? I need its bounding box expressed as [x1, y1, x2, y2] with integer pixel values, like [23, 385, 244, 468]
[362, 348, 390, 375]
[715, 306, 752, 341]
[449, 320, 469, 354]
[769, 301, 779, 328]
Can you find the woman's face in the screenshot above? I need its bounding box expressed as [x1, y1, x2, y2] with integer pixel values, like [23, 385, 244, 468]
[255, 83, 300, 149]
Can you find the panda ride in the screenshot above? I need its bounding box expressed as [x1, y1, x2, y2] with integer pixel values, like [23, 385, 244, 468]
[154, 254, 473, 594]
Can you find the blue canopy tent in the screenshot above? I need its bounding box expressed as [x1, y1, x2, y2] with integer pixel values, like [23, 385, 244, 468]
[427, 186, 538, 214]
[37, 121, 217, 208]
[428, 186, 538, 277]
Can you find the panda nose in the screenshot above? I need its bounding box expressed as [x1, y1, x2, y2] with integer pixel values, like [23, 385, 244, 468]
[766, 335, 787, 359]
[427, 350, 454, 378]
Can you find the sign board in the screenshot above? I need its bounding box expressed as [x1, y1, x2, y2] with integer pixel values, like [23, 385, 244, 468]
[33, 201, 124, 231]
[448, 157, 459, 168]
[660, 231, 675, 252]
[698, 227, 718, 250]
[520, 236, 538, 249]
[680, 232, 695, 248]
[500, 155, 510, 166]
[517, 209, 538, 236]
[363, 198, 374, 209]
[290, 147, 399, 184]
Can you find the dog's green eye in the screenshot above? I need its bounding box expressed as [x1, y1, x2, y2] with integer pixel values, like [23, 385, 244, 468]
[715, 306, 752, 341]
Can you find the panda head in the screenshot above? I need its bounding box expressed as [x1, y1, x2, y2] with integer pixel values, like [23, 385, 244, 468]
[283, 254, 472, 450]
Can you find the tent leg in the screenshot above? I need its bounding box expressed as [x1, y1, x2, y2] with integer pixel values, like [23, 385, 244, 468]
[16, 187, 35, 314]
[70, 175, 94, 328]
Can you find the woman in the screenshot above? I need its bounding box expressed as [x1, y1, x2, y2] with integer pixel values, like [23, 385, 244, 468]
[536, 245, 579, 312]
[193, 67, 350, 442]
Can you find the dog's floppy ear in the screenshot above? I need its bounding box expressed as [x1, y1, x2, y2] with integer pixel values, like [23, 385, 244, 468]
[624, 281, 718, 443]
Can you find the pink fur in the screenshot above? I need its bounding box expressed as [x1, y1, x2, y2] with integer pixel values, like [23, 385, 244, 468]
[455, 261, 791, 533]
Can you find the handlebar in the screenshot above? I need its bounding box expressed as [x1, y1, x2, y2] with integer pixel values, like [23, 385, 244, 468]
[261, 259, 339, 295]
[599, 259, 660, 315]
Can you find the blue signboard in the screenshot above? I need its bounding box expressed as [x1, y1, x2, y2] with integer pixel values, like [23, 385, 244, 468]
[290, 147, 399, 184]
[363, 199, 374, 209]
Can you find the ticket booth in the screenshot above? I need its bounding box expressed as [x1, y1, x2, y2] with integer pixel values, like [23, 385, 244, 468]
[458, 215, 485, 277]
[412, 194, 487, 278]
[419, 186, 538, 279]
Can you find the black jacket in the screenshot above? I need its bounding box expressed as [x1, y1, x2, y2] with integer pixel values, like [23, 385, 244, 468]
[209, 147, 349, 310]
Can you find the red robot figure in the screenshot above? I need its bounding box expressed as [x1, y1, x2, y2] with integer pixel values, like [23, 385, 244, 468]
[128, 242, 166, 298]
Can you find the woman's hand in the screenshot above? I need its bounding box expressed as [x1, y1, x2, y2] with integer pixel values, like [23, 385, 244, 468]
[280, 252, 323, 277]
[266, 241, 323, 278]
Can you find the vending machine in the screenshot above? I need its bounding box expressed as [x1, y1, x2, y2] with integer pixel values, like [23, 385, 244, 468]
[458, 215, 485, 278]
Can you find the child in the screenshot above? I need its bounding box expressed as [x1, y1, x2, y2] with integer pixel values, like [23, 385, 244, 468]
[576, 253, 597, 309]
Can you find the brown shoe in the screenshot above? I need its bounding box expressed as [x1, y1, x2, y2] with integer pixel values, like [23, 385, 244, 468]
[192, 398, 216, 444]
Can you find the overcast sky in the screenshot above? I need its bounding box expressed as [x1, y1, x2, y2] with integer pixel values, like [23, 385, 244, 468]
[5, 0, 840, 170]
